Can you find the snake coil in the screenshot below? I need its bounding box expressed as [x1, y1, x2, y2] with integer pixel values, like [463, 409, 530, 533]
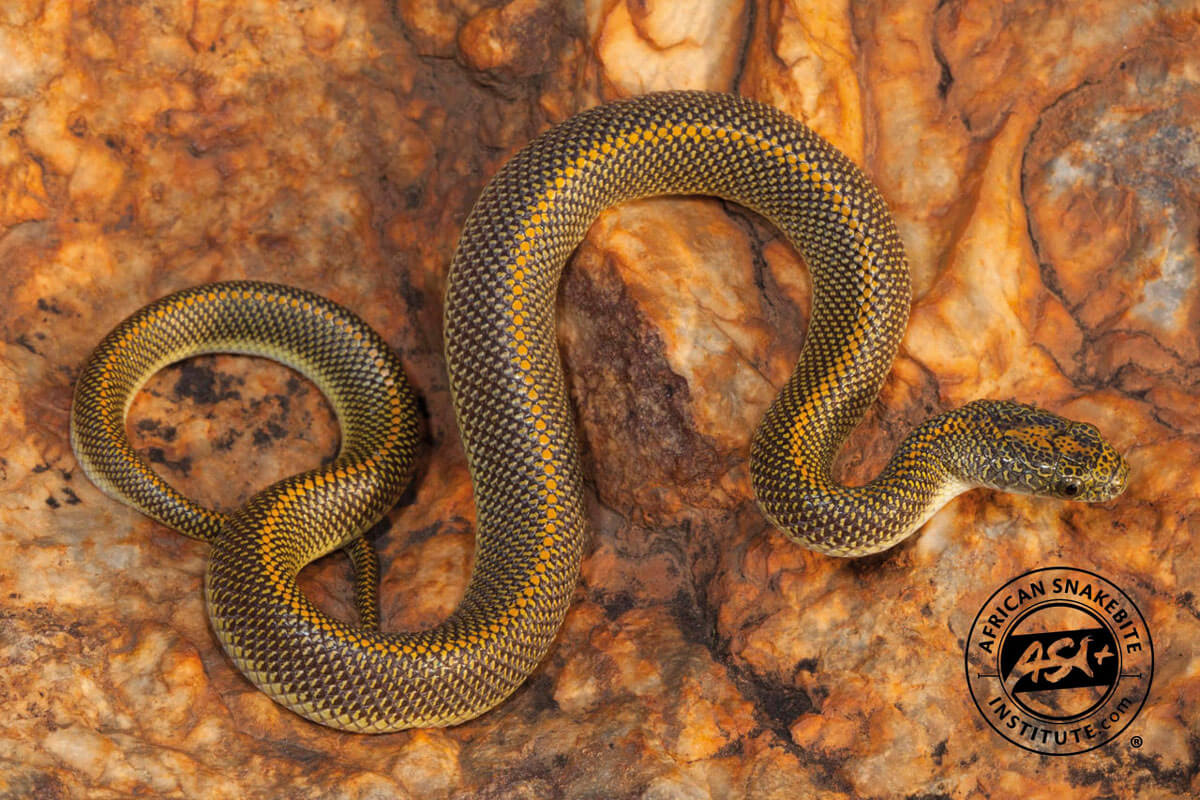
[71, 92, 1127, 732]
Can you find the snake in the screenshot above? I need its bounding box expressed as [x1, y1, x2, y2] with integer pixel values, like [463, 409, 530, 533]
[70, 91, 1129, 733]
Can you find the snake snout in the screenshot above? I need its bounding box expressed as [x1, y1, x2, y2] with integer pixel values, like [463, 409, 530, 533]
[1061, 419, 1129, 503]
[1090, 449, 1129, 502]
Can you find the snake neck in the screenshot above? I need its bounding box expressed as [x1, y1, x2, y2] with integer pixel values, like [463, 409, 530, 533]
[754, 402, 1010, 556]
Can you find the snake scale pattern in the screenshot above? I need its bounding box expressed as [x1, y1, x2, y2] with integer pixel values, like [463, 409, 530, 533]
[71, 92, 1128, 732]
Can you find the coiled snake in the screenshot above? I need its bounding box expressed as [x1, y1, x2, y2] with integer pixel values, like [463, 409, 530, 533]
[70, 92, 1128, 732]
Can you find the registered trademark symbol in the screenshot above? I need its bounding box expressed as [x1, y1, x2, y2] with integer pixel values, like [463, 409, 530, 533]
[1130, 736, 1143, 748]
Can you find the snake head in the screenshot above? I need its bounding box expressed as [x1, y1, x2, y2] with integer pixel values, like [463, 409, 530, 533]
[959, 400, 1129, 502]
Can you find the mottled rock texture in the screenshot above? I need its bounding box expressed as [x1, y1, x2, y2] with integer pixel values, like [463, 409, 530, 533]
[2, 1, 1198, 798]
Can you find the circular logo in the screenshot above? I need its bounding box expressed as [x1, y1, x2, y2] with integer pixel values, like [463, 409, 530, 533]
[965, 567, 1153, 755]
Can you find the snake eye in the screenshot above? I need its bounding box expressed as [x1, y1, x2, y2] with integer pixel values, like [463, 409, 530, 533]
[1061, 482, 1080, 497]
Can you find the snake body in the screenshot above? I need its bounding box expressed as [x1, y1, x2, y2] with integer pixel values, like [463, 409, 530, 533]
[71, 92, 1127, 732]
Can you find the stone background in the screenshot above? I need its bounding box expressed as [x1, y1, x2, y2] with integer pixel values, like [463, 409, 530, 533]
[1, 0, 1197, 797]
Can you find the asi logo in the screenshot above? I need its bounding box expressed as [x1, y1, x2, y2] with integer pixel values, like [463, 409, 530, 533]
[965, 567, 1153, 755]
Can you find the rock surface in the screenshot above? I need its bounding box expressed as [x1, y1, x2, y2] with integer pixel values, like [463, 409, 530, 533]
[2, 1, 1197, 798]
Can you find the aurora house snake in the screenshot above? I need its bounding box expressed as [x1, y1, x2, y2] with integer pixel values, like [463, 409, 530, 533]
[70, 91, 1129, 732]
